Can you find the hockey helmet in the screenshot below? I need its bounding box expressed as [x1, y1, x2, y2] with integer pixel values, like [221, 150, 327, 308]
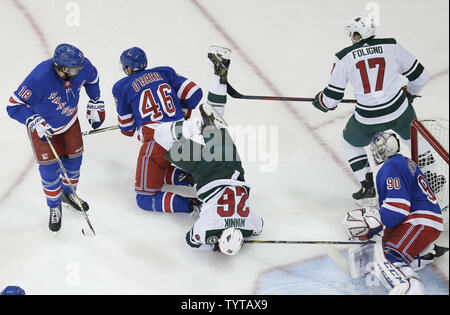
[120, 47, 147, 75]
[53, 43, 85, 77]
[346, 15, 376, 44]
[218, 227, 244, 256]
[370, 131, 400, 165]
[1, 286, 26, 295]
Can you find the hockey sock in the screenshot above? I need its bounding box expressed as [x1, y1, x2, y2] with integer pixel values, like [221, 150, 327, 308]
[207, 75, 226, 117]
[136, 191, 190, 213]
[342, 137, 371, 182]
[60, 155, 82, 193]
[39, 163, 62, 208]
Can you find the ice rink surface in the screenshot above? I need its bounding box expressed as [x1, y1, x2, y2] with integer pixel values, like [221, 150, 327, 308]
[0, 0, 448, 295]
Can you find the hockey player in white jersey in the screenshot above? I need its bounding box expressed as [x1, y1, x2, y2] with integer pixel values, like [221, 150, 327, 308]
[312, 15, 430, 205]
[151, 46, 263, 255]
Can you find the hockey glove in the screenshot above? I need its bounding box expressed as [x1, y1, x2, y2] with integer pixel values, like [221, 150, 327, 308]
[86, 99, 105, 129]
[343, 208, 383, 240]
[26, 114, 53, 141]
[402, 86, 421, 104]
[312, 91, 330, 113]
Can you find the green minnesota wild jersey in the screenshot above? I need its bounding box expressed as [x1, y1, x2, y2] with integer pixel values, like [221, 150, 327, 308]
[321, 38, 429, 125]
[186, 184, 263, 251]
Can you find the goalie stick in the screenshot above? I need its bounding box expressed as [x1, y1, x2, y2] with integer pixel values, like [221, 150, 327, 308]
[244, 240, 375, 245]
[227, 82, 357, 103]
[44, 132, 96, 237]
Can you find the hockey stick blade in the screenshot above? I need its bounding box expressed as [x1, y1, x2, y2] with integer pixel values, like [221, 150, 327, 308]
[227, 82, 357, 103]
[82, 125, 119, 136]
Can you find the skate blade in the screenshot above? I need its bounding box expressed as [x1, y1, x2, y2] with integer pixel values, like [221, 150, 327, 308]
[62, 202, 89, 215]
[202, 103, 228, 128]
[208, 45, 231, 59]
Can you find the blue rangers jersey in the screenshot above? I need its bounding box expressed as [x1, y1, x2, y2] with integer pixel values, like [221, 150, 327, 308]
[7, 58, 100, 134]
[376, 154, 444, 231]
[112, 66, 202, 137]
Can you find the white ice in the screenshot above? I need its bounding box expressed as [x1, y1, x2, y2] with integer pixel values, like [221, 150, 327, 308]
[0, 0, 448, 295]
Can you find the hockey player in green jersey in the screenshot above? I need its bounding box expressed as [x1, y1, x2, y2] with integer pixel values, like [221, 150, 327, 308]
[152, 46, 263, 255]
[312, 15, 430, 206]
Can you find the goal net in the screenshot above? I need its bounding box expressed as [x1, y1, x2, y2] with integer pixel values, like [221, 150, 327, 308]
[410, 118, 449, 230]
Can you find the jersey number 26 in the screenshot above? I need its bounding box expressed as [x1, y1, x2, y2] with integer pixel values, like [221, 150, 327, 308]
[217, 187, 250, 218]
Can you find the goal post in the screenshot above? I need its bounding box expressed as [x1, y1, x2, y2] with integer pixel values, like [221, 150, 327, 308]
[410, 118, 449, 229]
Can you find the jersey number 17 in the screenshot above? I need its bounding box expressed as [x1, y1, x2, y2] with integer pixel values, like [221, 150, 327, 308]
[356, 57, 386, 94]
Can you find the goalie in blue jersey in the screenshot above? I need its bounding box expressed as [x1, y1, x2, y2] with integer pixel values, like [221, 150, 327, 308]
[344, 131, 446, 294]
[6, 44, 106, 232]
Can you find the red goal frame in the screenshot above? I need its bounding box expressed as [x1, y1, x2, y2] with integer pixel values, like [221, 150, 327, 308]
[410, 120, 449, 165]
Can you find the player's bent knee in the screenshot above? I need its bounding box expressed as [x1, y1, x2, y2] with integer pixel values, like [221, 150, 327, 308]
[136, 194, 155, 211]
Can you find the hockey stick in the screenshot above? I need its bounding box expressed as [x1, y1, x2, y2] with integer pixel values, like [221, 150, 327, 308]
[244, 240, 375, 245]
[227, 82, 357, 103]
[44, 132, 96, 237]
[82, 125, 119, 136]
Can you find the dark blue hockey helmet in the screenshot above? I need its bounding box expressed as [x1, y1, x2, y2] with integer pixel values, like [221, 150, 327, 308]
[120, 47, 147, 75]
[53, 43, 85, 77]
[1, 286, 26, 295]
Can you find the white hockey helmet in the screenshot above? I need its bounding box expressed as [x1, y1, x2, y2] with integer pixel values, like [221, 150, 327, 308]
[346, 15, 376, 44]
[218, 227, 244, 256]
[370, 131, 400, 165]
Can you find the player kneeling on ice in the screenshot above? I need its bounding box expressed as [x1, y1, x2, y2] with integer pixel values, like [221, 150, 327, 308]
[344, 131, 447, 294]
[112, 47, 203, 214]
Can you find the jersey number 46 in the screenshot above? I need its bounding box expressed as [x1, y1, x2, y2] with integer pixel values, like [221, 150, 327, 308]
[139, 83, 176, 120]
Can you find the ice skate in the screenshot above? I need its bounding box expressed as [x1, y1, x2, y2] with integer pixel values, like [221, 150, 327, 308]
[199, 103, 228, 130]
[208, 45, 231, 84]
[49, 205, 62, 232]
[177, 171, 196, 187]
[189, 198, 202, 219]
[352, 173, 377, 207]
[61, 190, 89, 213]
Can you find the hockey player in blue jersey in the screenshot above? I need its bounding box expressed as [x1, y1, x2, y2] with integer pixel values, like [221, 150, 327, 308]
[113, 47, 203, 213]
[6, 43, 106, 232]
[344, 131, 446, 294]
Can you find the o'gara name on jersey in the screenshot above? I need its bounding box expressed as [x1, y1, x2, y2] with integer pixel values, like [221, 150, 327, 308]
[352, 45, 384, 59]
[131, 72, 163, 92]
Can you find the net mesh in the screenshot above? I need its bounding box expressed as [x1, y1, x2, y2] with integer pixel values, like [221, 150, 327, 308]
[415, 118, 449, 227]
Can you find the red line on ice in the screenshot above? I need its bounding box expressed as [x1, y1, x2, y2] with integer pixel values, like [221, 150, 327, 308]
[1, 0, 51, 206]
[190, 0, 357, 183]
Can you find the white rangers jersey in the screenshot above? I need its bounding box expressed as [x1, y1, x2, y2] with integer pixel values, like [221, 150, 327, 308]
[186, 184, 263, 251]
[320, 38, 429, 125]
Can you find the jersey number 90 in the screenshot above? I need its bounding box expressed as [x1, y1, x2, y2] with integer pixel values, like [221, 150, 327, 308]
[139, 83, 176, 120]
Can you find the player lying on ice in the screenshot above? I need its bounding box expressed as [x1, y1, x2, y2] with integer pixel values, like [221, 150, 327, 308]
[151, 46, 264, 255]
[344, 131, 447, 294]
